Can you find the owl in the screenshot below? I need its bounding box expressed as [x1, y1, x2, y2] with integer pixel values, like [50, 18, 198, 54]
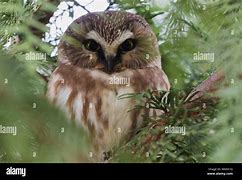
[47, 11, 170, 161]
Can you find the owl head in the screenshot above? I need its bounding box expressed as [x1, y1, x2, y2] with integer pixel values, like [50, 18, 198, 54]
[58, 11, 161, 73]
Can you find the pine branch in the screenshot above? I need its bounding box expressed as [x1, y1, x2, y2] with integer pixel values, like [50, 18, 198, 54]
[30, 0, 60, 38]
[113, 70, 224, 162]
[186, 71, 224, 103]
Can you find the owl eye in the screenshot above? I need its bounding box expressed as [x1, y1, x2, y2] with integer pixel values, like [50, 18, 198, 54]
[119, 39, 136, 52]
[83, 39, 100, 52]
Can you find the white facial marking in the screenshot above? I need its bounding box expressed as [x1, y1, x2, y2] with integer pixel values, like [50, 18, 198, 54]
[112, 30, 134, 47]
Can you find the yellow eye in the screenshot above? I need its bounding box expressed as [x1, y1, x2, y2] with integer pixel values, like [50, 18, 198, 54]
[120, 39, 136, 52]
[83, 39, 100, 52]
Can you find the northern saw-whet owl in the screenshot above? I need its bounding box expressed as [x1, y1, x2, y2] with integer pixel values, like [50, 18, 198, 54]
[47, 11, 170, 161]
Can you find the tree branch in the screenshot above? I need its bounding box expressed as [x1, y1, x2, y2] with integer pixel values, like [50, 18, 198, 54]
[185, 70, 225, 102]
[73, 0, 90, 13]
[105, 0, 115, 11]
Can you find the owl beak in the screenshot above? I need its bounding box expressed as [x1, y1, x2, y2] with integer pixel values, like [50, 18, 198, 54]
[106, 55, 116, 73]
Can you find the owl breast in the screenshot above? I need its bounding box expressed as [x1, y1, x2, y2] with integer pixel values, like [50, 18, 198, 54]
[47, 63, 170, 159]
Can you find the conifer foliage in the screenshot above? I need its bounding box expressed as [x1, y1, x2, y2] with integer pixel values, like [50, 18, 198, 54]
[0, 0, 241, 162]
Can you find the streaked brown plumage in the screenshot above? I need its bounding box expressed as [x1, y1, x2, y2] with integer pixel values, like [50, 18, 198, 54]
[47, 11, 170, 161]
